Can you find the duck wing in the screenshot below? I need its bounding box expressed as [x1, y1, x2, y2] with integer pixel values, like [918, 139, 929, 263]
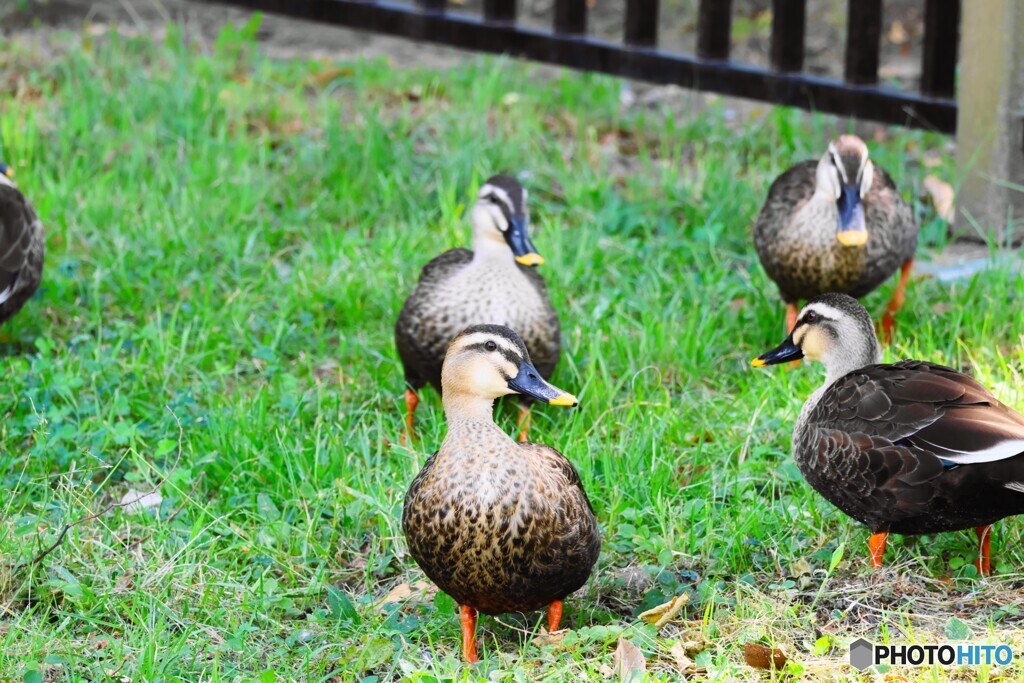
[517, 443, 601, 592]
[812, 360, 1024, 465]
[516, 264, 561, 379]
[415, 248, 474, 285]
[753, 160, 817, 241]
[0, 185, 40, 306]
[395, 249, 475, 388]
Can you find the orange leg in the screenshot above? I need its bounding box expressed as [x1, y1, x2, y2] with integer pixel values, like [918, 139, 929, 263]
[881, 258, 914, 344]
[974, 525, 992, 576]
[516, 403, 532, 443]
[547, 600, 563, 633]
[399, 389, 419, 445]
[460, 604, 479, 663]
[868, 531, 888, 570]
[785, 302, 800, 334]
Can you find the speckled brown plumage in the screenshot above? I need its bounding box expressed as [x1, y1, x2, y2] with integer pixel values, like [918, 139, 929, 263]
[395, 248, 560, 393]
[753, 149, 916, 304]
[403, 424, 600, 615]
[402, 325, 599, 634]
[0, 180, 44, 326]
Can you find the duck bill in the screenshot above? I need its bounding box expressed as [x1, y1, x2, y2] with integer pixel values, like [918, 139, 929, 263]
[507, 361, 577, 406]
[752, 335, 804, 367]
[836, 184, 868, 247]
[506, 216, 544, 267]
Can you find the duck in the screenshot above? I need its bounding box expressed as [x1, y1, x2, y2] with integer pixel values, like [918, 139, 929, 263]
[402, 324, 600, 662]
[396, 174, 560, 443]
[0, 161, 45, 328]
[753, 293, 1024, 575]
[753, 135, 917, 341]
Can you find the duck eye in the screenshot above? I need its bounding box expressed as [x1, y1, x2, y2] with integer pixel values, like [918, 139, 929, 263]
[485, 341, 497, 351]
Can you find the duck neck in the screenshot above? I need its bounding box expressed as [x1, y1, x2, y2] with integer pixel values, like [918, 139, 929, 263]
[442, 392, 502, 426]
[472, 230, 515, 266]
[820, 337, 881, 389]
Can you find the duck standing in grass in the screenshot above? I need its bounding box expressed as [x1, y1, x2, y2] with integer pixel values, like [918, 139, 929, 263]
[396, 174, 561, 444]
[0, 162, 44, 327]
[403, 324, 600, 663]
[753, 293, 1024, 575]
[753, 135, 917, 341]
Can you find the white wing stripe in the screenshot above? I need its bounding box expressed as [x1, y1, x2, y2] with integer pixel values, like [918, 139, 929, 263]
[935, 439, 1024, 465]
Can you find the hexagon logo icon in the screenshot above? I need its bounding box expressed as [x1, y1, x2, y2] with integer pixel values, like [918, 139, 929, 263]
[849, 638, 874, 671]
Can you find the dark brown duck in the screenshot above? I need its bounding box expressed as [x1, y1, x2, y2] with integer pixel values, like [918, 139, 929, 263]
[754, 293, 1024, 575]
[402, 324, 600, 662]
[0, 162, 44, 327]
[753, 136, 917, 340]
[395, 175, 560, 443]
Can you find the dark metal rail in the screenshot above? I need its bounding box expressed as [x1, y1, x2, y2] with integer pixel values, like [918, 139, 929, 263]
[207, 0, 960, 134]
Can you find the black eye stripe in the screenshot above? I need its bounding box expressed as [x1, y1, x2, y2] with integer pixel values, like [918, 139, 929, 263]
[798, 312, 831, 327]
[481, 192, 514, 222]
[465, 341, 522, 364]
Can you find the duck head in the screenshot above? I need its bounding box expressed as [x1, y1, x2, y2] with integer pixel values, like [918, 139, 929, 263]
[814, 135, 875, 248]
[0, 162, 14, 189]
[471, 174, 543, 267]
[441, 324, 577, 418]
[753, 293, 881, 386]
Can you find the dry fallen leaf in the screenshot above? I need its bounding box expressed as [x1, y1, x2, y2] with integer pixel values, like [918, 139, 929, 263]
[119, 490, 162, 514]
[669, 641, 702, 674]
[638, 593, 689, 629]
[377, 580, 434, 609]
[790, 557, 812, 577]
[306, 66, 355, 89]
[888, 20, 908, 44]
[531, 629, 567, 649]
[613, 637, 647, 681]
[923, 175, 956, 223]
[680, 635, 707, 657]
[744, 642, 788, 670]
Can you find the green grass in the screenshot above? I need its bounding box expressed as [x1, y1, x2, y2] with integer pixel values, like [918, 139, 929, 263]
[2, 16, 1023, 682]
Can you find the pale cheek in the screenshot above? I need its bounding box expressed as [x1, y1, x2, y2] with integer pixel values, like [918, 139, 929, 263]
[470, 364, 511, 397]
[801, 331, 824, 361]
[489, 206, 508, 233]
[860, 163, 874, 198]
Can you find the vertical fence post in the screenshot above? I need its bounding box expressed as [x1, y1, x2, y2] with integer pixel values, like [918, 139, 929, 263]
[770, 0, 806, 72]
[954, 0, 1024, 243]
[844, 0, 882, 85]
[553, 0, 586, 35]
[696, 0, 733, 59]
[483, 0, 516, 23]
[920, 0, 959, 98]
[624, 0, 659, 48]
